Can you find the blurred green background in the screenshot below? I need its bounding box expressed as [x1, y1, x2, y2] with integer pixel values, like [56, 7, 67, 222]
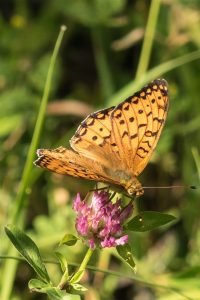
[0, 0, 200, 299]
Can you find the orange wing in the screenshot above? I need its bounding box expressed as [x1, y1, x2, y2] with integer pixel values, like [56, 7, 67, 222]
[35, 146, 119, 185]
[132, 79, 169, 175]
[70, 106, 122, 169]
[35, 79, 169, 195]
[110, 79, 169, 176]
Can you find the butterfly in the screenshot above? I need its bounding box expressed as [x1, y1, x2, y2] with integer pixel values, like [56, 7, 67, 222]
[35, 79, 169, 196]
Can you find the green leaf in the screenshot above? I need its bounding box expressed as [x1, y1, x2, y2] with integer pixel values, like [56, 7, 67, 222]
[126, 211, 176, 232]
[46, 288, 81, 300]
[5, 225, 50, 283]
[70, 270, 85, 284]
[29, 279, 80, 300]
[56, 0, 125, 26]
[56, 1, 94, 26]
[55, 251, 69, 274]
[116, 244, 136, 271]
[29, 278, 48, 291]
[59, 234, 78, 246]
[172, 266, 200, 279]
[94, 0, 125, 22]
[0, 115, 22, 137]
[70, 283, 87, 294]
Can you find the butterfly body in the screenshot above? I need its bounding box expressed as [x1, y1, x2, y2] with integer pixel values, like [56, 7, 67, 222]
[35, 79, 169, 196]
[102, 167, 143, 196]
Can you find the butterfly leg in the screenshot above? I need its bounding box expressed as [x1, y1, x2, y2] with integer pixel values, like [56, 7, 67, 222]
[109, 192, 117, 201]
[90, 183, 111, 192]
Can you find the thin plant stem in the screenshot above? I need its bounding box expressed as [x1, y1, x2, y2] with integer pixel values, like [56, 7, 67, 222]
[70, 248, 94, 283]
[0, 26, 67, 300]
[192, 147, 200, 181]
[58, 248, 94, 289]
[0, 255, 194, 299]
[135, 0, 161, 79]
[0, 248, 19, 300]
[57, 267, 69, 290]
[10, 25, 67, 224]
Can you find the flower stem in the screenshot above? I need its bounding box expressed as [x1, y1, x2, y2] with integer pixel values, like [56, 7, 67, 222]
[58, 267, 69, 290]
[58, 248, 94, 289]
[70, 248, 94, 283]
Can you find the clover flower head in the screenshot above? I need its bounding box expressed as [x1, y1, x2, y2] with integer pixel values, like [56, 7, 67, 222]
[73, 191, 133, 249]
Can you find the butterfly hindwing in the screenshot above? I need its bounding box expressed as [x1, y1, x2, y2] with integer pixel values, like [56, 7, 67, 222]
[35, 147, 119, 185]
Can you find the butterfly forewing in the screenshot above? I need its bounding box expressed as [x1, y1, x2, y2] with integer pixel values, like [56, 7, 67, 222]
[70, 106, 121, 166]
[132, 80, 169, 175]
[110, 94, 147, 169]
[109, 79, 168, 176]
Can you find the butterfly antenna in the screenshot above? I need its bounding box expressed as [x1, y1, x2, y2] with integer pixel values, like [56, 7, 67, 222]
[143, 185, 199, 190]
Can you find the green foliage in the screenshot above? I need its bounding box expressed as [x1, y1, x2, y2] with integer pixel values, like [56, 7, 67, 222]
[55, 0, 125, 26]
[59, 234, 78, 247]
[116, 244, 136, 271]
[69, 270, 85, 285]
[29, 279, 81, 300]
[55, 252, 69, 273]
[5, 225, 87, 298]
[5, 225, 50, 283]
[1, 0, 200, 299]
[126, 211, 176, 232]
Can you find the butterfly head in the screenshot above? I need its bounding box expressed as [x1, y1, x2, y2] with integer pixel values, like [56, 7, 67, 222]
[125, 177, 144, 197]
